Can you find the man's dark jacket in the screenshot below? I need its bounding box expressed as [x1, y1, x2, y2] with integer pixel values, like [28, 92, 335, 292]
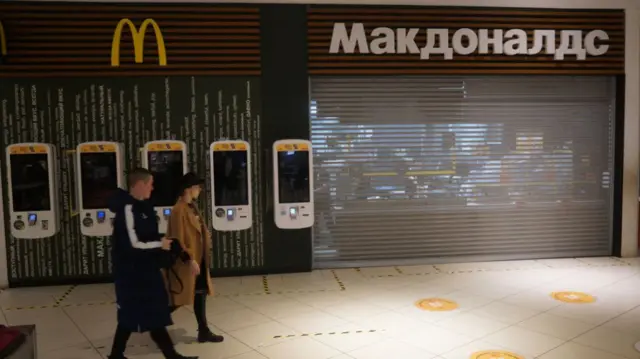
[109, 188, 175, 332]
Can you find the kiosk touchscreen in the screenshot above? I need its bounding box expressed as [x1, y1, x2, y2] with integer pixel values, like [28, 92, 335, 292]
[6, 143, 60, 239]
[272, 139, 314, 229]
[77, 141, 124, 237]
[142, 140, 187, 234]
[210, 140, 252, 231]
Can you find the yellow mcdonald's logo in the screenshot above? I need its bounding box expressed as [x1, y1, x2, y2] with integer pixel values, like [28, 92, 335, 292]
[0, 21, 7, 56]
[111, 18, 167, 67]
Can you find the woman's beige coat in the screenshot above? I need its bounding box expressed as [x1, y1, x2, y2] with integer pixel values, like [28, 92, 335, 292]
[164, 200, 214, 307]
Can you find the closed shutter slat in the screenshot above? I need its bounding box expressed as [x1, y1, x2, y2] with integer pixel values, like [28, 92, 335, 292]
[310, 76, 615, 268]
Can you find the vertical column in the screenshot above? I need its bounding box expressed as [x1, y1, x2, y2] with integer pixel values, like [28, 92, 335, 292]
[260, 5, 312, 272]
[620, 9, 639, 257]
[0, 179, 7, 287]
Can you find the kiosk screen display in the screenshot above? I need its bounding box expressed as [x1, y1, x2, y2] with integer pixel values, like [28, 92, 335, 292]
[80, 153, 118, 210]
[213, 150, 249, 206]
[277, 151, 310, 204]
[10, 154, 51, 212]
[148, 151, 184, 207]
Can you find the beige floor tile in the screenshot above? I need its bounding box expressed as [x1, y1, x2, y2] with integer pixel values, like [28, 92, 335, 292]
[213, 308, 273, 332]
[323, 301, 387, 322]
[313, 326, 384, 352]
[601, 306, 640, 336]
[43, 344, 103, 359]
[355, 310, 426, 334]
[440, 339, 514, 359]
[6, 257, 635, 359]
[546, 301, 625, 326]
[229, 321, 298, 349]
[468, 301, 539, 325]
[573, 326, 640, 358]
[484, 326, 565, 357]
[500, 288, 562, 312]
[539, 342, 628, 359]
[278, 310, 349, 333]
[396, 324, 475, 354]
[257, 337, 341, 359]
[437, 312, 510, 339]
[228, 352, 269, 359]
[349, 339, 437, 359]
[174, 336, 253, 359]
[253, 299, 317, 320]
[517, 312, 595, 340]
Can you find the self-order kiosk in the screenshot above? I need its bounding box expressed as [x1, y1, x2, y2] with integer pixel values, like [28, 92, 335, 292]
[142, 140, 188, 234]
[210, 140, 252, 231]
[77, 141, 124, 237]
[6, 143, 60, 239]
[272, 139, 314, 229]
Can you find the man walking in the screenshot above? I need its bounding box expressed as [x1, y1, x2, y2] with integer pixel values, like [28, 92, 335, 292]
[107, 168, 197, 359]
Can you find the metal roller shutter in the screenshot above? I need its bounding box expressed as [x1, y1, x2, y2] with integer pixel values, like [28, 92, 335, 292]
[310, 76, 616, 269]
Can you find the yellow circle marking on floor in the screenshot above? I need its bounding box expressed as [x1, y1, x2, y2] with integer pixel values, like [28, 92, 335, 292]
[551, 291, 596, 304]
[415, 298, 458, 311]
[471, 350, 525, 359]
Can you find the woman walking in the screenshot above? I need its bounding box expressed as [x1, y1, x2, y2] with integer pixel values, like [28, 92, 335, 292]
[165, 172, 224, 343]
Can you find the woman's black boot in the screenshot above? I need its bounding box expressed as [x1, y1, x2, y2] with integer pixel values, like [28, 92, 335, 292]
[194, 292, 224, 343]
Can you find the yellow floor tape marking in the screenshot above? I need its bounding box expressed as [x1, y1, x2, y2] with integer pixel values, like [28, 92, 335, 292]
[373, 261, 630, 278]
[330, 270, 346, 291]
[471, 350, 525, 359]
[5, 262, 623, 311]
[551, 291, 596, 304]
[415, 298, 459, 311]
[4, 301, 116, 311]
[262, 276, 271, 295]
[273, 329, 383, 339]
[53, 285, 77, 307]
[3, 288, 346, 311]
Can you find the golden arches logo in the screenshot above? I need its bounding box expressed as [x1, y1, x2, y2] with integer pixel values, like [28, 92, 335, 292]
[0, 21, 7, 56]
[111, 18, 167, 67]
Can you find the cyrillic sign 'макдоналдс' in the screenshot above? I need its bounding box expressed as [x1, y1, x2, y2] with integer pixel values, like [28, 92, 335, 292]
[329, 23, 610, 61]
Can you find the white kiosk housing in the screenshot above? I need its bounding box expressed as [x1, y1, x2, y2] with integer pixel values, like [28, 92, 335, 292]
[141, 140, 188, 234]
[76, 141, 125, 237]
[210, 140, 252, 231]
[6, 143, 60, 239]
[272, 139, 314, 229]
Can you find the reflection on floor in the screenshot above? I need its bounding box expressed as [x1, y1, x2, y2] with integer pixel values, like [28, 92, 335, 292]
[2, 257, 640, 358]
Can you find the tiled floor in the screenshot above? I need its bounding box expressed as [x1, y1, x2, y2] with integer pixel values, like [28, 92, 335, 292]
[3, 257, 640, 358]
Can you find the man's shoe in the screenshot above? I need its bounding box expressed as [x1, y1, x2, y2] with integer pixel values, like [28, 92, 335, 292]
[108, 356, 129, 359]
[197, 329, 224, 343]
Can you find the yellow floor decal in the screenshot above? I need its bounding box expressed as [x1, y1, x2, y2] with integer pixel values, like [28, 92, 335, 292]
[551, 291, 596, 304]
[471, 350, 525, 359]
[415, 298, 458, 311]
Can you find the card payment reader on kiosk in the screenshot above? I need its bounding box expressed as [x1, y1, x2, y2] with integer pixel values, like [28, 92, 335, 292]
[210, 140, 252, 231]
[272, 139, 314, 229]
[142, 140, 188, 234]
[6, 143, 60, 239]
[77, 141, 124, 237]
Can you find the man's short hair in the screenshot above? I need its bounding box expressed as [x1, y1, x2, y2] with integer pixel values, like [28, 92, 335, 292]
[128, 167, 153, 188]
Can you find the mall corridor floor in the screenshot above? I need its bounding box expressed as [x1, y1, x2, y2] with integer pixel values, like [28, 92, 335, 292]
[4, 257, 640, 359]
